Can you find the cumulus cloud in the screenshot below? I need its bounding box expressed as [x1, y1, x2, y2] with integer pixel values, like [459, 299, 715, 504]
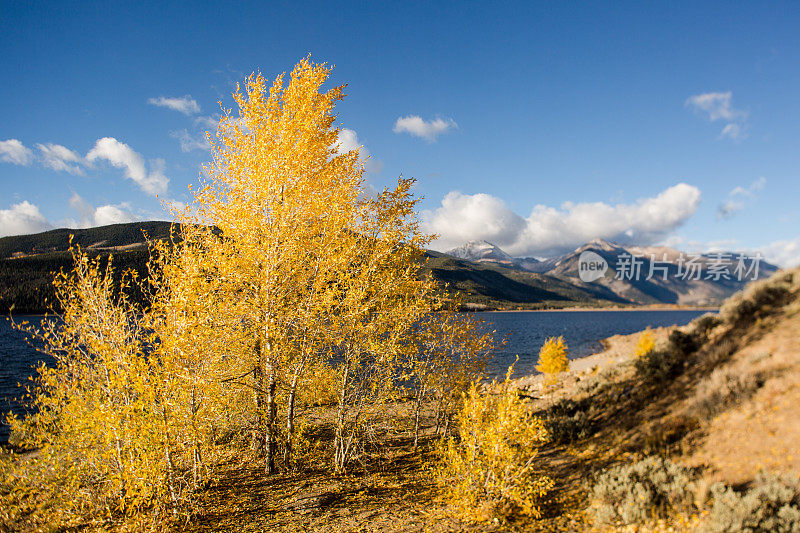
[717, 176, 766, 219]
[683, 236, 800, 269]
[86, 137, 169, 195]
[93, 203, 139, 226]
[67, 192, 141, 227]
[0, 139, 34, 165]
[393, 116, 457, 142]
[758, 238, 800, 268]
[171, 129, 212, 152]
[0, 201, 51, 237]
[685, 91, 748, 141]
[336, 128, 383, 174]
[36, 143, 85, 174]
[147, 95, 201, 115]
[423, 183, 702, 257]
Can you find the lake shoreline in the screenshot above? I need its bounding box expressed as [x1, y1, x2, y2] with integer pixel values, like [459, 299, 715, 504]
[512, 325, 673, 390]
[481, 306, 719, 313]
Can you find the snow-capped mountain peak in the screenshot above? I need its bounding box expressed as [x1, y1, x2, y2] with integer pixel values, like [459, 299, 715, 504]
[445, 240, 514, 262]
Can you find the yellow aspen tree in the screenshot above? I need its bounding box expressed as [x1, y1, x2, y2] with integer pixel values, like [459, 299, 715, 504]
[634, 327, 656, 357]
[536, 335, 570, 384]
[9, 249, 170, 515]
[179, 57, 372, 474]
[144, 232, 239, 499]
[434, 365, 553, 523]
[322, 180, 436, 472]
[174, 56, 500, 475]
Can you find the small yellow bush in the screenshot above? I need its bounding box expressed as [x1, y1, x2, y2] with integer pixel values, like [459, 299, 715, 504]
[536, 336, 570, 383]
[635, 328, 656, 357]
[434, 368, 554, 523]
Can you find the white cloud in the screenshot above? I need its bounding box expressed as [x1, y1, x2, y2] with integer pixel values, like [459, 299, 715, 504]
[86, 137, 169, 195]
[93, 203, 139, 226]
[195, 115, 220, 128]
[423, 183, 702, 257]
[67, 192, 141, 227]
[757, 238, 800, 268]
[0, 139, 33, 166]
[685, 92, 743, 122]
[686, 91, 748, 141]
[719, 123, 746, 141]
[0, 201, 51, 237]
[68, 192, 94, 227]
[422, 192, 527, 250]
[685, 236, 800, 269]
[36, 143, 85, 174]
[171, 129, 212, 152]
[717, 177, 766, 219]
[147, 95, 201, 115]
[336, 128, 383, 174]
[393, 116, 457, 142]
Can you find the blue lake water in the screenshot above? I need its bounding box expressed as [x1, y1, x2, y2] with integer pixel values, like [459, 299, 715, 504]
[0, 309, 709, 444]
[476, 310, 710, 378]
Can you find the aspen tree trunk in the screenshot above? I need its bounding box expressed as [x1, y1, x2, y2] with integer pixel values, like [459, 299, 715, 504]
[413, 383, 426, 452]
[285, 372, 299, 468]
[161, 404, 178, 513]
[264, 353, 277, 474]
[334, 363, 350, 472]
[286, 345, 310, 468]
[252, 337, 266, 455]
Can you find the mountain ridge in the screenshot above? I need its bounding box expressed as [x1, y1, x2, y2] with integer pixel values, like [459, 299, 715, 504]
[442, 239, 779, 307]
[0, 223, 778, 313]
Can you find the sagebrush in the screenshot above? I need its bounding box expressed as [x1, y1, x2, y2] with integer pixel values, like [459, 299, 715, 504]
[701, 473, 800, 533]
[587, 456, 696, 525]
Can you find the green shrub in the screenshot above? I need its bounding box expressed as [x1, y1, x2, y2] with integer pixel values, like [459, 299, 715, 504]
[669, 329, 700, 356]
[544, 398, 595, 444]
[700, 473, 800, 533]
[587, 456, 696, 525]
[692, 313, 722, 336]
[635, 348, 683, 383]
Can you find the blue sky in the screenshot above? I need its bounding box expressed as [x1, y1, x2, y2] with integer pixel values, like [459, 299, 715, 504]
[1, 1, 799, 265]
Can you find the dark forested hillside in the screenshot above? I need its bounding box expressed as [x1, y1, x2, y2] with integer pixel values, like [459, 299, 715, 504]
[0, 250, 153, 314]
[0, 222, 176, 313]
[0, 221, 177, 259]
[422, 251, 626, 309]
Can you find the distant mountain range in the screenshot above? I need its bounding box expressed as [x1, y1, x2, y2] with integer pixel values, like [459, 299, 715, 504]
[436, 239, 778, 308]
[0, 223, 779, 313]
